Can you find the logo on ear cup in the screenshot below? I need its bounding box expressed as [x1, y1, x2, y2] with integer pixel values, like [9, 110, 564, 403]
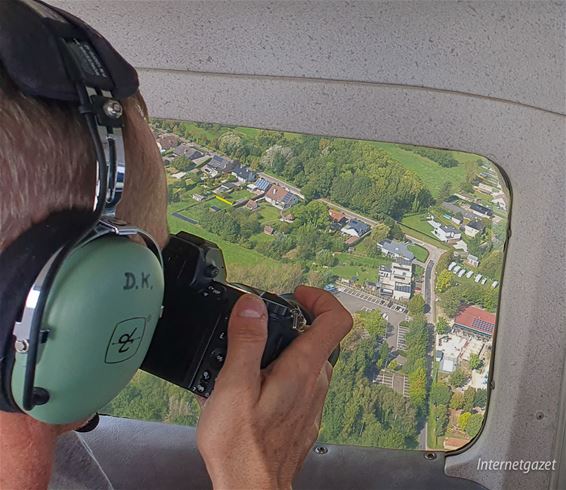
[105, 318, 146, 364]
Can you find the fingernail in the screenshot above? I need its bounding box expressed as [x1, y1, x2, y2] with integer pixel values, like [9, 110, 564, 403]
[237, 295, 266, 318]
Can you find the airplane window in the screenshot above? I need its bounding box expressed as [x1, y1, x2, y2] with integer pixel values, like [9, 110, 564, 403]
[104, 120, 510, 452]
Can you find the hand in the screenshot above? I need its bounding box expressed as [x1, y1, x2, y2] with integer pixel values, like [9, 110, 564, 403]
[196, 285, 352, 490]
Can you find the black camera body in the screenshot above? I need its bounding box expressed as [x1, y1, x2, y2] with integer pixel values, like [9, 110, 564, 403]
[141, 231, 310, 397]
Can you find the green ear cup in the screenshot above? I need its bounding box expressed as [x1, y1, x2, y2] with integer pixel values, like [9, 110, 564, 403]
[11, 236, 164, 424]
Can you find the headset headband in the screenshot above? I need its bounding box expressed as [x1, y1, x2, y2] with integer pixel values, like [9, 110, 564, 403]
[0, 0, 150, 412]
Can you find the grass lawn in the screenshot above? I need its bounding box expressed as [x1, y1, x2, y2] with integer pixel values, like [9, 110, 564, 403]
[230, 189, 254, 201]
[373, 142, 467, 198]
[401, 213, 437, 238]
[329, 252, 391, 283]
[257, 204, 281, 224]
[408, 244, 429, 262]
[249, 232, 274, 247]
[168, 213, 282, 269]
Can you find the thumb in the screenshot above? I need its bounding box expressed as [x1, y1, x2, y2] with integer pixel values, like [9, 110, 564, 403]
[221, 294, 268, 388]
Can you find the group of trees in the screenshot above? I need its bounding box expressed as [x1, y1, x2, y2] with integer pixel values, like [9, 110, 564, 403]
[435, 251, 500, 318]
[401, 309, 430, 415]
[439, 283, 499, 317]
[103, 372, 200, 426]
[320, 311, 420, 449]
[250, 136, 435, 222]
[398, 145, 459, 168]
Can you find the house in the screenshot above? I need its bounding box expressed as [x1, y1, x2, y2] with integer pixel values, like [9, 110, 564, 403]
[171, 171, 187, 179]
[250, 177, 271, 192]
[210, 206, 221, 213]
[156, 133, 180, 150]
[466, 254, 480, 267]
[441, 201, 475, 220]
[245, 200, 258, 211]
[173, 144, 203, 161]
[378, 239, 415, 262]
[265, 184, 300, 209]
[192, 194, 206, 202]
[470, 202, 494, 218]
[340, 219, 370, 238]
[491, 192, 508, 211]
[203, 155, 237, 176]
[464, 220, 485, 238]
[263, 225, 275, 236]
[328, 209, 348, 225]
[433, 224, 462, 242]
[453, 306, 497, 338]
[378, 260, 413, 300]
[231, 164, 257, 183]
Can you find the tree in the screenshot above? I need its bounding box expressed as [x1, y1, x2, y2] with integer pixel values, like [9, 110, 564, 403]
[408, 294, 426, 317]
[357, 310, 387, 338]
[458, 411, 471, 431]
[474, 389, 488, 409]
[430, 382, 451, 406]
[436, 270, 455, 293]
[469, 353, 483, 371]
[463, 387, 476, 412]
[295, 201, 330, 229]
[436, 317, 450, 335]
[449, 368, 468, 388]
[438, 181, 453, 201]
[478, 249, 504, 279]
[439, 288, 463, 318]
[376, 342, 390, 371]
[408, 367, 427, 412]
[316, 250, 338, 267]
[466, 413, 484, 438]
[450, 391, 465, 410]
[171, 155, 194, 172]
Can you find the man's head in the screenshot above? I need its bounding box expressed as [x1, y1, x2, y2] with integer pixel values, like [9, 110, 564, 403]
[0, 63, 168, 252]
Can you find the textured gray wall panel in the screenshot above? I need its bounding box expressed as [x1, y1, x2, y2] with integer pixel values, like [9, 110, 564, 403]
[54, 0, 565, 114]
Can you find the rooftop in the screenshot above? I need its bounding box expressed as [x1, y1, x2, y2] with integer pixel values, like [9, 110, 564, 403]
[379, 239, 415, 261]
[455, 306, 497, 335]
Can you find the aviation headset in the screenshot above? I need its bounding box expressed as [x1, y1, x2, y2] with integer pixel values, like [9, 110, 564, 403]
[0, 0, 165, 424]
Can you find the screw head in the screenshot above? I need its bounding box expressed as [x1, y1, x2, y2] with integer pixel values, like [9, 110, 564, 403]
[314, 446, 328, 455]
[14, 339, 29, 353]
[103, 100, 123, 119]
[424, 452, 437, 461]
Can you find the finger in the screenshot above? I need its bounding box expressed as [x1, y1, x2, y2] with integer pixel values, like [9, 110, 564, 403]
[292, 286, 352, 368]
[311, 363, 333, 439]
[220, 294, 268, 393]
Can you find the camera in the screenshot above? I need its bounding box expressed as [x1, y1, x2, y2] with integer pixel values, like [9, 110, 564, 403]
[141, 231, 312, 397]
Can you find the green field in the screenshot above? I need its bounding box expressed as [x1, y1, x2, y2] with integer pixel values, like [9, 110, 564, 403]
[329, 252, 391, 283]
[257, 204, 281, 224]
[408, 244, 429, 262]
[401, 213, 437, 239]
[168, 213, 282, 269]
[373, 142, 467, 198]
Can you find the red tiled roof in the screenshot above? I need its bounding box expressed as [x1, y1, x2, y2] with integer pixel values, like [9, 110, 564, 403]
[267, 184, 290, 203]
[329, 209, 347, 222]
[454, 306, 496, 335]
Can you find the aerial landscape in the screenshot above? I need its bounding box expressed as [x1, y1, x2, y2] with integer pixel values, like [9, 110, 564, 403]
[104, 120, 509, 452]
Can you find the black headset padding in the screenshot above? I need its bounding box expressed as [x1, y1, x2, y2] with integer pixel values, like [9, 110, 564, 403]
[0, 0, 139, 101]
[0, 209, 97, 412]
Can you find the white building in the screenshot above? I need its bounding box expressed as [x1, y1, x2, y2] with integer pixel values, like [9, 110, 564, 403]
[433, 224, 462, 242]
[378, 259, 413, 300]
